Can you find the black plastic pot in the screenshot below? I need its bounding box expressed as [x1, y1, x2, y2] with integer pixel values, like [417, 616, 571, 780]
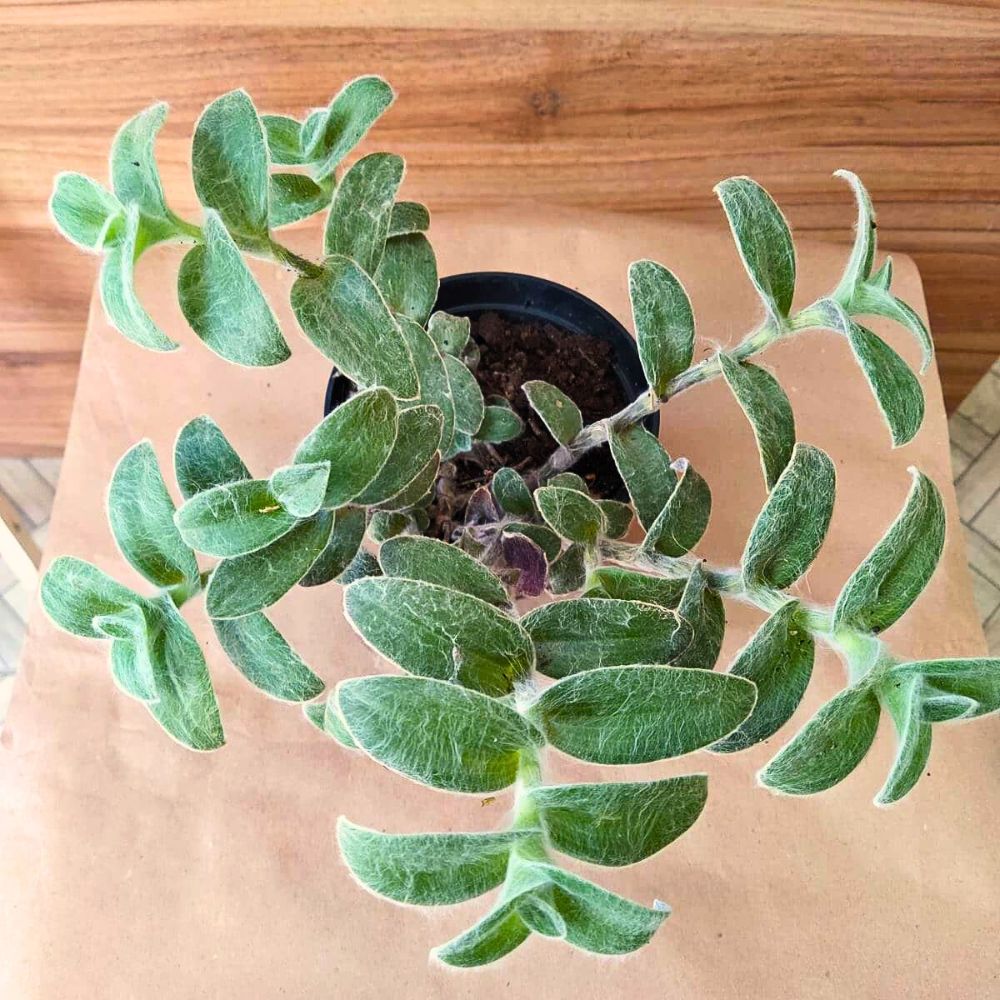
[324, 272, 659, 496]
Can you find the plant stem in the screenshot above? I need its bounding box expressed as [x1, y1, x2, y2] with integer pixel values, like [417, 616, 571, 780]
[268, 239, 324, 279]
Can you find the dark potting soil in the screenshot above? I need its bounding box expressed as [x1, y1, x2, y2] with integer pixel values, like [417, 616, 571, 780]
[454, 310, 626, 498]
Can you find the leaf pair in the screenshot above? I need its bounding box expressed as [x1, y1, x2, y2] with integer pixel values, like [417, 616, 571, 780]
[41, 557, 223, 750]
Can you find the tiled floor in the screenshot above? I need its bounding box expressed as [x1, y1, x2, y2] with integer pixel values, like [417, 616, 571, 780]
[1, 362, 999, 724]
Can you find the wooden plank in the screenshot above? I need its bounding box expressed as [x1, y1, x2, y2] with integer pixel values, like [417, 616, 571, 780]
[1, 3, 998, 453]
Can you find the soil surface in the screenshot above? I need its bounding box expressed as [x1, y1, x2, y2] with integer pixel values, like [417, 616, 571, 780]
[454, 310, 626, 499]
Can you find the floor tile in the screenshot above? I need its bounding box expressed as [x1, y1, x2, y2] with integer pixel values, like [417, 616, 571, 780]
[950, 443, 971, 478]
[958, 371, 1000, 436]
[969, 568, 1000, 623]
[956, 434, 1000, 523]
[29, 458, 63, 489]
[964, 526, 1000, 587]
[0, 597, 25, 674]
[949, 413, 992, 461]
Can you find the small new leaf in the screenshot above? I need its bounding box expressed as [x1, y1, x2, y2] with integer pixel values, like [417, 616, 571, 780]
[875, 673, 931, 806]
[110, 102, 172, 223]
[523, 380, 583, 446]
[307, 76, 396, 178]
[174, 416, 250, 500]
[535, 486, 606, 546]
[670, 565, 725, 670]
[641, 457, 711, 557]
[50, 172, 123, 252]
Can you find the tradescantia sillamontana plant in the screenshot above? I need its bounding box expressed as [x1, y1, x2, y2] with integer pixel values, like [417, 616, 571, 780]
[43, 75, 1000, 969]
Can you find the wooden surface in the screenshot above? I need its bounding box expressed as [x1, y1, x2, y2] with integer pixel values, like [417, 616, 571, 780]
[2, 0, 999, 454]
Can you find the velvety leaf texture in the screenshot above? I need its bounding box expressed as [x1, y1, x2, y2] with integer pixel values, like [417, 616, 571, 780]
[832, 169, 877, 299]
[642, 457, 711, 557]
[523, 380, 583, 446]
[388, 201, 430, 238]
[110, 102, 172, 222]
[108, 441, 199, 591]
[344, 577, 531, 696]
[443, 353, 485, 438]
[324, 152, 403, 273]
[261, 113, 304, 165]
[379, 535, 509, 607]
[628, 259, 695, 396]
[336, 675, 540, 793]
[214, 611, 323, 703]
[178, 210, 290, 367]
[584, 567, 686, 609]
[719, 353, 795, 490]
[535, 486, 606, 546]
[396, 317, 456, 456]
[715, 176, 796, 322]
[887, 658, 1000, 722]
[338, 819, 529, 905]
[759, 683, 881, 795]
[307, 75, 395, 178]
[609, 424, 675, 530]
[375, 233, 439, 326]
[293, 387, 399, 507]
[427, 311, 470, 357]
[205, 511, 334, 618]
[41, 556, 145, 641]
[100, 204, 178, 352]
[670, 565, 725, 670]
[50, 172, 123, 252]
[290, 256, 418, 398]
[741, 443, 836, 590]
[833, 468, 944, 634]
[174, 415, 250, 500]
[522, 598, 690, 679]
[492, 468, 535, 517]
[477, 404, 524, 444]
[710, 600, 815, 753]
[298, 506, 366, 587]
[547, 544, 587, 595]
[528, 666, 757, 765]
[191, 89, 270, 244]
[530, 775, 707, 866]
[875, 673, 931, 806]
[268, 173, 330, 228]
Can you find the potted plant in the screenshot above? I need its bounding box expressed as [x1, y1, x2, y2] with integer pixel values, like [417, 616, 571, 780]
[42, 75, 999, 968]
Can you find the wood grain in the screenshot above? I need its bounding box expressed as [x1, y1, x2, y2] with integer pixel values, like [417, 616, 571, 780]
[2, 0, 998, 454]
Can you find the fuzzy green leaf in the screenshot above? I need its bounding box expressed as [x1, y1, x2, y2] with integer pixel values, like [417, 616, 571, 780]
[338, 818, 529, 905]
[178, 210, 290, 366]
[374, 454, 439, 511]
[191, 89, 269, 244]
[214, 611, 324, 702]
[530, 775, 707, 866]
[293, 387, 399, 507]
[388, 201, 430, 238]
[268, 173, 330, 228]
[206, 511, 334, 618]
[442, 353, 484, 439]
[671, 565, 724, 670]
[547, 543, 587, 595]
[269, 462, 331, 519]
[548, 472, 587, 493]
[832, 169, 877, 298]
[41, 556, 145, 640]
[628, 260, 695, 396]
[108, 441, 199, 590]
[715, 176, 795, 322]
[100, 204, 178, 351]
[110, 102, 171, 222]
[849, 283, 933, 375]
[261, 113, 305, 165]
[583, 567, 686, 609]
[528, 665, 757, 764]
[597, 499, 633, 539]
[504, 522, 561, 561]
[324, 152, 403, 273]
[477, 404, 524, 444]
[427, 311, 470, 357]
[396, 317, 456, 456]
[379, 535, 509, 607]
[307, 75, 395, 178]
[314, 698, 359, 748]
[875, 673, 931, 805]
[291, 255, 418, 398]
[833, 468, 944, 633]
[741, 443, 836, 590]
[492, 468, 534, 517]
[522, 380, 583, 446]
[174, 415, 250, 500]
[375, 233, 438, 325]
[609, 424, 674, 530]
[353, 405, 443, 506]
[110, 596, 224, 751]
[336, 675, 539, 793]
[175, 478, 298, 557]
[298, 506, 366, 587]
[344, 577, 531, 696]
[535, 486, 606, 546]
[642, 457, 711, 557]
[887, 658, 1000, 722]
[50, 172, 122, 252]
[522, 597, 689, 679]
[710, 600, 815, 753]
[759, 683, 881, 795]
[434, 902, 532, 968]
[719, 353, 795, 490]
[846, 321, 924, 447]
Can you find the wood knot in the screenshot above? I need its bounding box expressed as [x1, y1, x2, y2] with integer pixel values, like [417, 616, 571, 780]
[530, 89, 561, 118]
